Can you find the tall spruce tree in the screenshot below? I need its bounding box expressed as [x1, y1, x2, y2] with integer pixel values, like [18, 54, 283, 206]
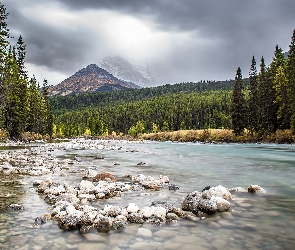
[270, 45, 289, 129]
[286, 29, 295, 134]
[27, 75, 43, 134]
[247, 56, 258, 133]
[231, 67, 245, 135]
[257, 57, 277, 134]
[0, 3, 10, 129]
[41, 79, 53, 137]
[16, 35, 27, 79]
[4, 46, 24, 139]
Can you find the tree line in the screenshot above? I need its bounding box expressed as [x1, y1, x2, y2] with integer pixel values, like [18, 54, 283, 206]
[231, 29, 295, 136]
[53, 90, 232, 137]
[0, 3, 53, 140]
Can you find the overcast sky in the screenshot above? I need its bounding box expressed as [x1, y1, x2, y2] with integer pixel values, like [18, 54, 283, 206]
[2, 0, 295, 86]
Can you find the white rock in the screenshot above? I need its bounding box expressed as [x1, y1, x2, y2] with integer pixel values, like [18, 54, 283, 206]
[141, 207, 153, 219]
[203, 185, 232, 200]
[66, 204, 76, 215]
[152, 207, 167, 219]
[210, 196, 231, 212]
[127, 203, 139, 213]
[137, 228, 152, 237]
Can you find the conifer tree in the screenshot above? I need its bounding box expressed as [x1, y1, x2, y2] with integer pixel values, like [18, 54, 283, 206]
[27, 75, 43, 133]
[270, 46, 289, 129]
[247, 56, 258, 133]
[257, 57, 276, 134]
[274, 66, 289, 129]
[16, 35, 27, 79]
[231, 67, 245, 135]
[41, 79, 53, 137]
[0, 3, 10, 129]
[286, 29, 295, 133]
[4, 46, 23, 138]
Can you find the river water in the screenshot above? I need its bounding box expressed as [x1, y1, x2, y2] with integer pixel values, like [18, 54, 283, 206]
[0, 139, 295, 249]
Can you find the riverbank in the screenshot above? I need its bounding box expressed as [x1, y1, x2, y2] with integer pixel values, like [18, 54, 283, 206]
[138, 129, 295, 144]
[1, 128, 295, 144]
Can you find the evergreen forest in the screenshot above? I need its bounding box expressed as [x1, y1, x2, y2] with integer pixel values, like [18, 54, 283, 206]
[0, 4, 53, 140]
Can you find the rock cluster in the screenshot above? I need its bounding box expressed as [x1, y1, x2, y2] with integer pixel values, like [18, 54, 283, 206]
[182, 185, 232, 215]
[34, 173, 252, 233]
[0, 148, 71, 176]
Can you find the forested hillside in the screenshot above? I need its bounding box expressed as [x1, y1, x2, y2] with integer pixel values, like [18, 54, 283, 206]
[50, 79, 239, 112]
[53, 90, 232, 136]
[0, 4, 52, 140]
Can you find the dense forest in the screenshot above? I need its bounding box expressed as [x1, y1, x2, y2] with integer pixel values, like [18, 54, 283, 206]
[0, 4, 53, 140]
[52, 28, 295, 138]
[50, 79, 240, 112]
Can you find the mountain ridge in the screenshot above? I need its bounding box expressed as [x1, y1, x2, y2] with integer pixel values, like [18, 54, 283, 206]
[49, 64, 140, 96]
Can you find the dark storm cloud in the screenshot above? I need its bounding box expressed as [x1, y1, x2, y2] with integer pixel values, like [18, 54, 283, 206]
[2, 0, 295, 84]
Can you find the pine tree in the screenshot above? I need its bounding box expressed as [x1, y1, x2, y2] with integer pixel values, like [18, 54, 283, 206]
[274, 66, 289, 129]
[286, 29, 295, 134]
[27, 75, 43, 133]
[0, 3, 10, 129]
[41, 79, 53, 137]
[4, 46, 23, 139]
[231, 67, 245, 135]
[16, 35, 28, 79]
[257, 57, 274, 134]
[247, 56, 258, 133]
[270, 46, 289, 129]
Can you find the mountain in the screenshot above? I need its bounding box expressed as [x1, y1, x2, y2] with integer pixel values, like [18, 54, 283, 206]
[49, 64, 140, 96]
[100, 56, 159, 87]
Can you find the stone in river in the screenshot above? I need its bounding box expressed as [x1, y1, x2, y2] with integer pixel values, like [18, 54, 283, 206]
[137, 227, 152, 237]
[247, 185, 266, 193]
[127, 203, 139, 213]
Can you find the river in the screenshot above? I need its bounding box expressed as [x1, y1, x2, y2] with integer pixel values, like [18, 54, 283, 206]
[0, 139, 294, 249]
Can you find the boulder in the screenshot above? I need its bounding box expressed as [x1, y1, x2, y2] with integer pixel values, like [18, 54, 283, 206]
[127, 203, 139, 213]
[247, 185, 266, 193]
[210, 196, 231, 212]
[93, 172, 116, 182]
[37, 179, 53, 193]
[202, 185, 232, 200]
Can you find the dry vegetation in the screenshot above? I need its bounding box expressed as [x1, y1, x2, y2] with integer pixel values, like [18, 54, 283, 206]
[139, 129, 295, 144]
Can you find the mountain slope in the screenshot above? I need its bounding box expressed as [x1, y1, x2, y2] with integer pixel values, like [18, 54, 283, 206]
[100, 56, 158, 86]
[49, 64, 140, 96]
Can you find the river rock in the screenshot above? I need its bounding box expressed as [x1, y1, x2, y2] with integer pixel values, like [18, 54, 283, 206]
[38, 179, 53, 193]
[58, 215, 80, 230]
[127, 213, 144, 224]
[83, 169, 98, 179]
[202, 185, 232, 200]
[137, 227, 152, 237]
[210, 196, 231, 212]
[93, 172, 116, 182]
[78, 180, 95, 194]
[247, 185, 266, 193]
[7, 203, 24, 210]
[127, 203, 139, 213]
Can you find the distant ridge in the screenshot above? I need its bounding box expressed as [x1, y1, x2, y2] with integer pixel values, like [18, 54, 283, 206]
[49, 64, 140, 96]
